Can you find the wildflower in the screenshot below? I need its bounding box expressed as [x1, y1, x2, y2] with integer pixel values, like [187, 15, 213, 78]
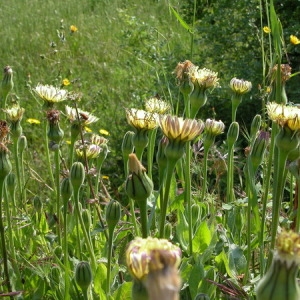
[70, 25, 78, 33]
[145, 96, 170, 114]
[1, 66, 14, 100]
[47, 109, 64, 147]
[102, 175, 109, 180]
[5, 104, 25, 122]
[126, 108, 158, 131]
[75, 142, 102, 160]
[62, 78, 70, 86]
[256, 230, 300, 300]
[263, 26, 271, 33]
[126, 237, 181, 299]
[270, 64, 292, 83]
[75, 261, 93, 292]
[99, 128, 109, 136]
[34, 84, 68, 106]
[290, 35, 300, 45]
[230, 78, 252, 95]
[65, 105, 99, 126]
[106, 200, 121, 232]
[91, 134, 108, 146]
[204, 119, 225, 137]
[27, 118, 41, 125]
[84, 126, 92, 133]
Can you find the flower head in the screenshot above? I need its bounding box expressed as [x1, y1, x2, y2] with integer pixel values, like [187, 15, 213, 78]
[144, 96, 170, 114]
[62, 78, 70, 86]
[266, 102, 300, 131]
[263, 26, 271, 33]
[126, 237, 181, 281]
[159, 115, 204, 143]
[5, 104, 25, 122]
[91, 134, 108, 146]
[75, 142, 102, 159]
[174, 60, 195, 91]
[188, 66, 220, 90]
[34, 84, 68, 104]
[99, 129, 109, 136]
[276, 230, 300, 263]
[270, 64, 292, 83]
[70, 25, 78, 33]
[126, 108, 158, 131]
[204, 119, 225, 136]
[26, 118, 41, 125]
[65, 105, 99, 125]
[290, 35, 300, 45]
[230, 78, 252, 95]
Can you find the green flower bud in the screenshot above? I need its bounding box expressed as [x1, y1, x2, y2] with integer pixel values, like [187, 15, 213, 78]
[106, 200, 121, 232]
[75, 261, 93, 291]
[250, 114, 262, 142]
[10, 121, 22, 139]
[256, 230, 300, 300]
[1, 66, 14, 100]
[82, 208, 91, 231]
[18, 135, 27, 153]
[250, 131, 269, 171]
[156, 136, 168, 172]
[122, 131, 134, 159]
[33, 195, 43, 212]
[70, 162, 85, 191]
[60, 177, 73, 206]
[227, 122, 239, 148]
[6, 173, 16, 196]
[275, 126, 299, 156]
[125, 154, 153, 205]
[47, 110, 64, 145]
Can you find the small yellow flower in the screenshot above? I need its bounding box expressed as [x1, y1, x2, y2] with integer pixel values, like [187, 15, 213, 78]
[290, 35, 300, 45]
[159, 115, 204, 143]
[263, 26, 271, 33]
[230, 78, 252, 95]
[62, 78, 70, 86]
[26, 118, 41, 125]
[102, 175, 109, 180]
[126, 108, 158, 131]
[144, 96, 170, 114]
[99, 129, 109, 136]
[70, 25, 78, 33]
[34, 84, 68, 104]
[84, 126, 92, 133]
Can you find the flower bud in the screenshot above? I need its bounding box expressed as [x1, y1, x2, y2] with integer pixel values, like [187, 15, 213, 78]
[256, 230, 300, 300]
[156, 136, 168, 172]
[1, 66, 14, 99]
[106, 200, 121, 232]
[70, 162, 85, 191]
[75, 261, 93, 291]
[227, 122, 239, 148]
[60, 177, 73, 206]
[122, 131, 134, 159]
[18, 135, 27, 153]
[125, 154, 153, 205]
[275, 126, 299, 156]
[250, 114, 262, 142]
[250, 131, 269, 171]
[6, 173, 16, 196]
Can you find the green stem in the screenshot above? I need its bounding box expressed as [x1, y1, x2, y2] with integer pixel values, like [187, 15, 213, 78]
[226, 145, 235, 203]
[147, 128, 157, 180]
[159, 160, 176, 238]
[12, 137, 23, 207]
[0, 178, 11, 293]
[74, 187, 97, 271]
[130, 198, 140, 237]
[106, 227, 114, 296]
[139, 201, 148, 238]
[55, 149, 61, 245]
[44, 120, 55, 190]
[63, 199, 70, 300]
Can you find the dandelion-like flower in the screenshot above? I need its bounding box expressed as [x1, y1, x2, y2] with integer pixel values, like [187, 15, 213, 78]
[174, 60, 195, 96]
[256, 230, 300, 300]
[34, 84, 68, 105]
[126, 108, 158, 131]
[27, 118, 41, 125]
[5, 104, 25, 122]
[126, 237, 181, 281]
[188, 66, 220, 90]
[159, 115, 204, 143]
[62, 78, 70, 86]
[65, 105, 99, 125]
[91, 134, 108, 146]
[204, 119, 225, 137]
[144, 96, 170, 114]
[263, 26, 271, 33]
[230, 78, 252, 95]
[290, 35, 300, 45]
[75, 142, 102, 160]
[70, 25, 78, 33]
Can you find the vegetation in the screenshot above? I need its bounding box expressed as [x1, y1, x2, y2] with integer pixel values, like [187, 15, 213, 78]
[0, 0, 300, 299]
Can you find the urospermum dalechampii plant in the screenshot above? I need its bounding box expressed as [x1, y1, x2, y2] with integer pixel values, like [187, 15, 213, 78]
[34, 84, 68, 106]
[65, 105, 99, 126]
[144, 96, 171, 115]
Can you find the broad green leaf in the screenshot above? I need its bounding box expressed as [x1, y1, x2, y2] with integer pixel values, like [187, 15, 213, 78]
[94, 263, 107, 295]
[188, 263, 204, 299]
[113, 282, 132, 300]
[175, 209, 189, 252]
[192, 221, 212, 254]
[215, 250, 236, 279]
[228, 244, 247, 275]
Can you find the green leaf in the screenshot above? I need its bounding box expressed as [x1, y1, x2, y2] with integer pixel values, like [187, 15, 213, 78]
[215, 250, 236, 279]
[228, 244, 247, 275]
[94, 263, 107, 296]
[175, 210, 189, 251]
[169, 6, 193, 33]
[192, 221, 212, 254]
[188, 263, 204, 299]
[113, 282, 132, 300]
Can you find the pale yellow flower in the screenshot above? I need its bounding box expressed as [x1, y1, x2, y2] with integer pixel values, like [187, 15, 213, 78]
[26, 118, 41, 125]
[126, 108, 158, 131]
[5, 105, 25, 122]
[159, 115, 204, 143]
[70, 25, 78, 33]
[91, 134, 108, 145]
[145, 97, 170, 114]
[75, 143, 102, 159]
[290, 35, 300, 45]
[263, 26, 271, 33]
[126, 237, 181, 281]
[65, 105, 99, 125]
[205, 119, 225, 136]
[188, 66, 220, 90]
[34, 84, 68, 104]
[230, 78, 252, 95]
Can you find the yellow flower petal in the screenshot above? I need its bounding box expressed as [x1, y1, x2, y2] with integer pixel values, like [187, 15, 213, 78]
[99, 129, 109, 136]
[263, 26, 271, 33]
[26, 118, 41, 125]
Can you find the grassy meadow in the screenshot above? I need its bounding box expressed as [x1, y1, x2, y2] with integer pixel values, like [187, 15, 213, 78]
[0, 0, 300, 299]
